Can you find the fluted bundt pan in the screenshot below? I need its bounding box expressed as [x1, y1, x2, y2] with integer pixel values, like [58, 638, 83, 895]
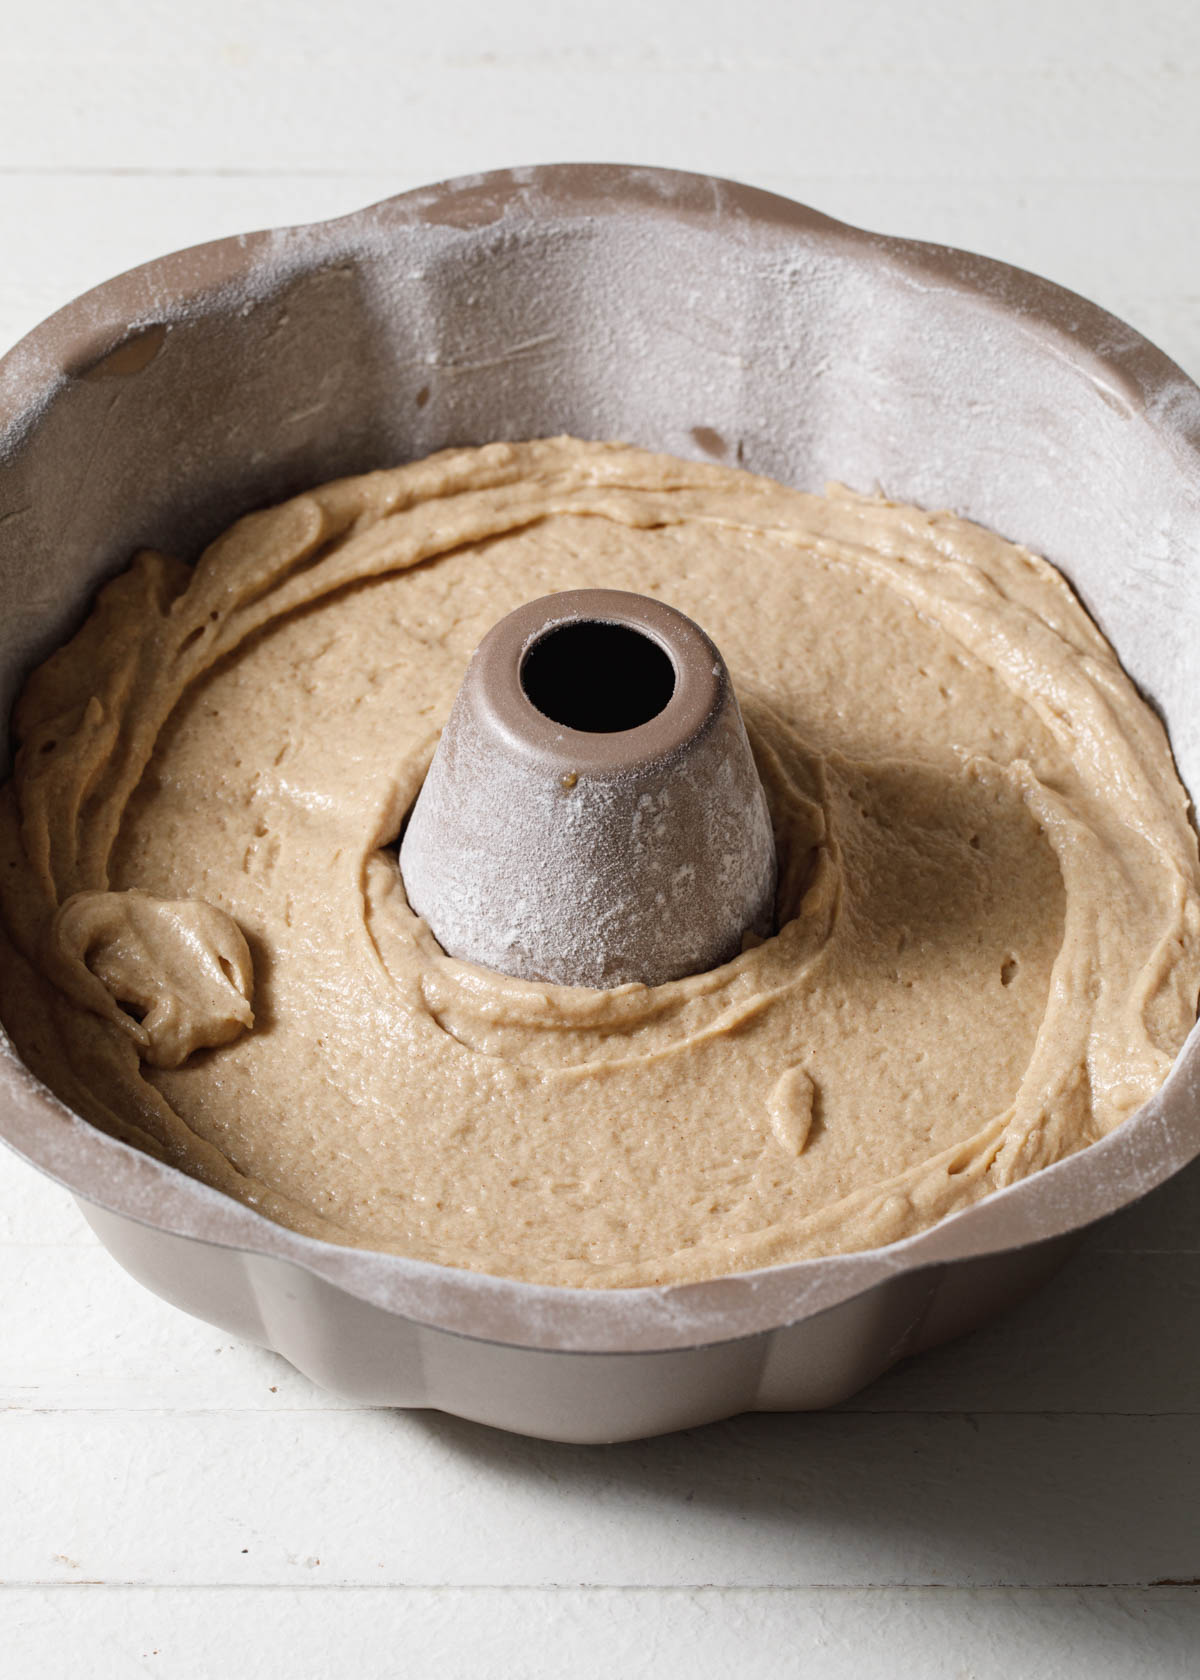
[1, 165, 1198, 1441]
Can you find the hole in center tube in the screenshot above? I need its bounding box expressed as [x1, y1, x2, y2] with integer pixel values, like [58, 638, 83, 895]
[520, 619, 676, 733]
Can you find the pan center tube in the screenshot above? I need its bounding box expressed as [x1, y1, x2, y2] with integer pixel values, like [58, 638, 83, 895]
[398, 588, 777, 989]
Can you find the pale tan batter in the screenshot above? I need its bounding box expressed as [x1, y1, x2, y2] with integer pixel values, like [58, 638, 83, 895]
[2, 438, 1198, 1286]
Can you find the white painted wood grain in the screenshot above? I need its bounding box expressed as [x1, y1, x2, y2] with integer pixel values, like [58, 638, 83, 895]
[0, 1242, 348, 1411]
[3, 1408, 1199, 1588]
[0, 1141, 91, 1243]
[7, 1585, 1200, 1680]
[7, 0, 1199, 73]
[2, 0, 1198, 180]
[3, 63, 1196, 182]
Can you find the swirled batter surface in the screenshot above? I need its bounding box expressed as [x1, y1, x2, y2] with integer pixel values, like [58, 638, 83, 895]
[2, 438, 1198, 1285]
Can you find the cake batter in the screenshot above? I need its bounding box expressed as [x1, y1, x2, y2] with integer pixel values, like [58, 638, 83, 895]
[1, 438, 1197, 1286]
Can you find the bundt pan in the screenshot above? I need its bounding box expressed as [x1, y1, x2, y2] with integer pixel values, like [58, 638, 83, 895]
[2, 165, 1199, 1443]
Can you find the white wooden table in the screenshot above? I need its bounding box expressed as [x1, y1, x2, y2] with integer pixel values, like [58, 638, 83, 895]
[3, 3, 1200, 1674]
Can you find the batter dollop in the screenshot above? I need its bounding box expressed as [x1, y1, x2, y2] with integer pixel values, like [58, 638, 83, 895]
[2, 438, 1198, 1286]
